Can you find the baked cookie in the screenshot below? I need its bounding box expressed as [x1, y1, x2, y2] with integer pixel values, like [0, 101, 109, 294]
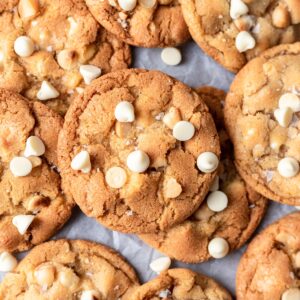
[0, 0, 131, 115]
[236, 212, 300, 300]
[131, 268, 232, 300]
[139, 87, 268, 263]
[0, 239, 140, 300]
[58, 69, 220, 234]
[0, 89, 73, 253]
[179, 0, 300, 72]
[225, 43, 300, 206]
[85, 0, 190, 47]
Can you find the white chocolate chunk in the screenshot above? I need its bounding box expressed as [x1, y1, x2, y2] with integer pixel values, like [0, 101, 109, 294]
[115, 101, 135, 122]
[24, 136, 46, 157]
[161, 47, 182, 66]
[18, 0, 39, 20]
[235, 31, 256, 53]
[37, 81, 59, 101]
[35, 265, 55, 287]
[10, 157, 33, 177]
[28, 156, 42, 168]
[197, 152, 219, 173]
[207, 191, 228, 212]
[105, 166, 127, 188]
[164, 178, 182, 198]
[209, 176, 219, 192]
[279, 93, 300, 112]
[79, 65, 102, 85]
[118, 0, 137, 11]
[139, 0, 156, 8]
[14, 36, 35, 57]
[172, 121, 195, 141]
[278, 157, 299, 178]
[12, 215, 35, 235]
[81, 290, 100, 300]
[68, 17, 79, 35]
[127, 150, 150, 173]
[0, 252, 17, 272]
[71, 150, 91, 173]
[208, 237, 229, 259]
[230, 0, 249, 19]
[58, 269, 79, 289]
[282, 288, 300, 300]
[163, 107, 181, 129]
[274, 107, 293, 127]
[150, 257, 171, 274]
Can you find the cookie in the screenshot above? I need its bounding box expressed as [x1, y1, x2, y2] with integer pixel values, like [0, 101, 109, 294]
[139, 87, 268, 263]
[236, 212, 300, 300]
[84, 0, 190, 47]
[0, 89, 73, 253]
[58, 69, 220, 234]
[225, 43, 300, 206]
[179, 0, 300, 72]
[0, 239, 140, 300]
[132, 268, 232, 300]
[0, 0, 131, 115]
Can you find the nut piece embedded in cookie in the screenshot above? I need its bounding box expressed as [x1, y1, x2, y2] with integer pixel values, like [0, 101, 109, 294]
[80, 290, 100, 300]
[18, 0, 40, 20]
[163, 178, 182, 199]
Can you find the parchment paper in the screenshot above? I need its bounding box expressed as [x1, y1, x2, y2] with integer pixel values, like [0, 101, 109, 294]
[0, 41, 297, 296]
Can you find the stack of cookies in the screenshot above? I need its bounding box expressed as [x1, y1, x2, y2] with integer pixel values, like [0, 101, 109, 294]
[0, 0, 299, 299]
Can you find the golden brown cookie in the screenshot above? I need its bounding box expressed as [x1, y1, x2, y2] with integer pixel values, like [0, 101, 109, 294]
[179, 0, 300, 72]
[58, 69, 220, 234]
[0, 239, 140, 300]
[0, 89, 73, 253]
[131, 268, 232, 300]
[139, 87, 268, 263]
[0, 0, 131, 115]
[85, 0, 190, 47]
[225, 43, 300, 206]
[236, 212, 300, 300]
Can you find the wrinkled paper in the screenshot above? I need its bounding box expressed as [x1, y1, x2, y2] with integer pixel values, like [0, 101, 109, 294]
[0, 42, 296, 296]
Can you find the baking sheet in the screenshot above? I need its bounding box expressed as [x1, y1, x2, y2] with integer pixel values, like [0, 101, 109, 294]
[0, 41, 297, 296]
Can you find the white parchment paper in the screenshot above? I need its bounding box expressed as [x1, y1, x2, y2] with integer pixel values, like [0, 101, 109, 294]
[0, 41, 297, 296]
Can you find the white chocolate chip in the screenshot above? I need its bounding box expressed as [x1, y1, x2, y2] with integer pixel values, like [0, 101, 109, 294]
[172, 121, 195, 141]
[149, 257, 171, 274]
[115, 101, 135, 122]
[162, 107, 181, 129]
[209, 176, 219, 192]
[79, 65, 102, 85]
[161, 47, 182, 66]
[230, 0, 249, 19]
[18, 0, 39, 19]
[197, 152, 219, 173]
[118, 0, 137, 11]
[207, 191, 228, 212]
[164, 178, 182, 198]
[235, 31, 256, 53]
[208, 237, 229, 259]
[139, 0, 156, 8]
[37, 81, 59, 101]
[24, 136, 45, 157]
[278, 157, 299, 178]
[81, 290, 100, 300]
[282, 288, 300, 300]
[12, 215, 35, 235]
[105, 166, 127, 188]
[14, 36, 35, 57]
[127, 150, 150, 173]
[10, 157, 33, 177]
[274, 107, 293, 127]
[279, 93, 300, 112]
[0, 252, 17, 272]
[34, 265, 55, 287]
[71, 150, 91, 173]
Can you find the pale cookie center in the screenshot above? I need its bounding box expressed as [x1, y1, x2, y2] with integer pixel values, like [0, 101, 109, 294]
[80, 290, 100, 300]
[138, 0, 157, 8]
[149, 256, 171, 274]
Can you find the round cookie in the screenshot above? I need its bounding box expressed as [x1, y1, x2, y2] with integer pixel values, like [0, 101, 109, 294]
[0, 0, 131, 115]
[179, 0, 300, 72]
[58, 69, 220, 234]
[0, 89, 73, 253]
[0, 239, 140, 300]
[85, 0, 190, 47]
[139, 87, 268, 263]
[225, 43, 300, 206]
[236, 212, 300, 300]
[132, 268, 232, 300]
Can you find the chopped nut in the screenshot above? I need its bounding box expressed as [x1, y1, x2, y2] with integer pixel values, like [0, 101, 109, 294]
[28, 156, 42, 168]
[58, 269, 79, 290]
[63, 71, 82, 89]
[18, 0, 39, 20]
[234, 15, 255, 31]
[164, 178, 182, 199]
[35, 264, 56, 287]
[27, 195, 50, 211]
[115, 122, 132, 138]
[272, 3, 291, 28]
[269, 127, 287, 153]
[162, 107, 181, 129]
[57, 50, 78, 70]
